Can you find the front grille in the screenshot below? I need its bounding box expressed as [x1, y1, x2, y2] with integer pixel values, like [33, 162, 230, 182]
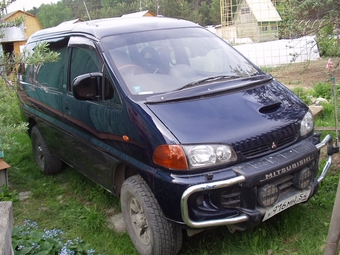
[235, 122, 300, 159]
[241, 134, 297, 158]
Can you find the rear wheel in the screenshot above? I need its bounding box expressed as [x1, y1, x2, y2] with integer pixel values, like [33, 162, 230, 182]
[121, 175, 182, 255]
[31, 126, 63, 174]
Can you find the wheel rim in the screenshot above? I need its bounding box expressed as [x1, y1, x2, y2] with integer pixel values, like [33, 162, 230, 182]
[34, 138, 45, 169]
[129, 197, 151, 246]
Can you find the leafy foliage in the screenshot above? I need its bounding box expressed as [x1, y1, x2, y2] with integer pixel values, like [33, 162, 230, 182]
[311, 82, 340, 100]
[317, 25, 340, 57]
[22, 0, 340, 58]
[35, 2, 73, 28]
[291, 87, 313, 105]
[0, 0, 59, 156]
[0, 1, 25, 38]
[0, 81, 28, 152]
[0, 185, 18, 202]
[276, 0, 340, 56]
[12, 220, 99, 255]
[25, 0, 221, 28]
[21, 41, 60, 66]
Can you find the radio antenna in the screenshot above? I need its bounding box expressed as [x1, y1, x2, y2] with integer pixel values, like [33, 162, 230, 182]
[83, 1, 91, 20]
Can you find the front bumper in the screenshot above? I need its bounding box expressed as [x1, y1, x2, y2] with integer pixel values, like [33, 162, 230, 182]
[180, 134, 336, 229]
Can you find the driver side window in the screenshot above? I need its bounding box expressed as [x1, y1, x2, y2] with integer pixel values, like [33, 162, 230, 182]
[70, 46, 118, 103]
[70, 47, 101, 85]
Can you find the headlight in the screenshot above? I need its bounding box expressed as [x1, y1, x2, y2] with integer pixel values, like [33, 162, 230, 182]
[153, 144, 237, 170]
[183, 144, 237, 169]
[300, 111, 314, 137]
[187, 145, 216, 166]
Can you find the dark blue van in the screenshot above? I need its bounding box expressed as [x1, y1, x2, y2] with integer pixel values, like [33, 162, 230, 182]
[18, 16, 337, 255]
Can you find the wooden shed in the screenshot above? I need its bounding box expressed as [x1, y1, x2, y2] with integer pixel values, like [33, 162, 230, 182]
[0, 10, 42, 56]
[121, 10, 156, 18]
[234, 0, 281, 42]
[218, 0, 281, 43]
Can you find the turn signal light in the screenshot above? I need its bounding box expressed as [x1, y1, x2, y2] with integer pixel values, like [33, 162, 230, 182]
[153, 145, 188, 170]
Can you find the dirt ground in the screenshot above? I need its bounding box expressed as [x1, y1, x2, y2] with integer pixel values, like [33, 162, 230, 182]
[267, 57, 340, 90]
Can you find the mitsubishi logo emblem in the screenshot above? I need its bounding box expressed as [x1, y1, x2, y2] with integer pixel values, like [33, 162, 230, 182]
[271, 142, 277, 149]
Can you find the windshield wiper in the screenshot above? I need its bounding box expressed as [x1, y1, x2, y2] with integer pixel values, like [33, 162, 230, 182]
[178, 75, 240, 90]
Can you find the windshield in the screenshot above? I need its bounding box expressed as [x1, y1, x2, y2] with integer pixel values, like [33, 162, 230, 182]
[101, 27, 260, 99]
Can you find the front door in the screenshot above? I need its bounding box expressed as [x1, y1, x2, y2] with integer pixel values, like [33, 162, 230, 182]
[62, 37, 121, 190]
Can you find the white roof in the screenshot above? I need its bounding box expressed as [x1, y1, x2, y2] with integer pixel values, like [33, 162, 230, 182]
[246, 0, 281, 22]
[0, 27, 26, 42]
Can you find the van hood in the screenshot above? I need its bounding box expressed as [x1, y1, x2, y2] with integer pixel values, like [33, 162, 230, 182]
[146, 80, 308, 146]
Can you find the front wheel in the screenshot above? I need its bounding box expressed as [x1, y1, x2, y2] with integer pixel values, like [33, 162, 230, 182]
[121, 175, 182, 255]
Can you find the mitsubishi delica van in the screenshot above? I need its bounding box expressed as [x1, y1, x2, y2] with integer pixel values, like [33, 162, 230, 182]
[17, 16, 338, 255]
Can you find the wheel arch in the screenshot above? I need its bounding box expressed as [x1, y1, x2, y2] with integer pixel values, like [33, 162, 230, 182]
[113, 163, 138, 197]
[27, 117, 37, 137]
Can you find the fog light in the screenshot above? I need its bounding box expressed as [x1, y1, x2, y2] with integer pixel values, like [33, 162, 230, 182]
[258, 184, 279, 207]
[293, 167, 313, 190]
[196, 195, 204, 205]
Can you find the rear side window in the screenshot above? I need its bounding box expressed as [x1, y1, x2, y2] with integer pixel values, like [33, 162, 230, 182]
[36, 38, 69, 91]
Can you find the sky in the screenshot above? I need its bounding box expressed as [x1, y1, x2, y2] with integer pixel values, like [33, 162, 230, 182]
[6, 0, 60, 13]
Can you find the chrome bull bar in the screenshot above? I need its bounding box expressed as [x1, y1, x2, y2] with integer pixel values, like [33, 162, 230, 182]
[180, 175, 249, 228]
[180, 135, 337, 229]
[316, 134, 336, 183]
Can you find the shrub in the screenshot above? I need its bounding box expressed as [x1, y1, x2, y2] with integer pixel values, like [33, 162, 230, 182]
[311, 82, 340, 100]
[0, 81, 28, 153]
[0, 185, 18, 202]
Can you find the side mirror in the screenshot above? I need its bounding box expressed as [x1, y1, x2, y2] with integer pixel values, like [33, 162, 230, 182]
[73, 72, 102, 100]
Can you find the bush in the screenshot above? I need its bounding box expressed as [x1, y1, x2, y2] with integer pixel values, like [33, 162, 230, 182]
[0, 81, 27, 152]
[311, 82, 340, 100]
[0, 185, 18, 202]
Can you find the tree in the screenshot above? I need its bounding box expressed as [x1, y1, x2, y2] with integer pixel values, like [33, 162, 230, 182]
[37, 2, 73, 28]
[209, 0, 220, 25]
[199, 1, 211, 25]
[0, 1, 60, 153]
[1, 1, 24, 30]
[100, 0, 120, 9]
[277, 0, 340, 56]
[61, 0, 89, 21]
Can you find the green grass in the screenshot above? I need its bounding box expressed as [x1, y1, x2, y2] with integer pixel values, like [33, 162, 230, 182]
[6, 133, 137, 255]
[2, 80, 340, 254]
[6, 142, 339, 255]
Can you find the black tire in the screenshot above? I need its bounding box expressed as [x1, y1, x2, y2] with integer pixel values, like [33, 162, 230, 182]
[121, 175, 182, 255]
[31, 125, 63, 175]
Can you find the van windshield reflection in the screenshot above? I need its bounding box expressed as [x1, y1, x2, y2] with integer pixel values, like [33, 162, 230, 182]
[101, 27, 260, 98]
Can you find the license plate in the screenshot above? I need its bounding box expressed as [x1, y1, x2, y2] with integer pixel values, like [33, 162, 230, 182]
[262, 189, 311, 222]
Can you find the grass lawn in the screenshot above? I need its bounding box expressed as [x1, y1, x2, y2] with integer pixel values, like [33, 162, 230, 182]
[5, 134, 339, 254]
